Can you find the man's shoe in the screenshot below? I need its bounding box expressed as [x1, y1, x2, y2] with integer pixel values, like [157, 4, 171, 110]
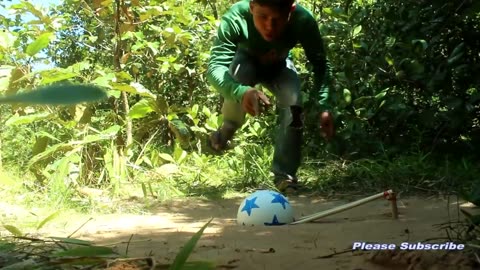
[274, 175, 299, 195]
[204, 130, 228, 155]
[205, 121, 238, 155]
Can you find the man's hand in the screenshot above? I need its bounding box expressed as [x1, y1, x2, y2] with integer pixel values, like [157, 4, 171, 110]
[241, 88, 271, 116]
[319, 111, 334, 141]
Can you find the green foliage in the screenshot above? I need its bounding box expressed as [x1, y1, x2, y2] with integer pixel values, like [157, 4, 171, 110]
[303, 0, 480, 158]
[2, 225, 23, 237]
[36, 211, 61, 231]
[169, 217, 214, 270]
[0, 216, 214, 269]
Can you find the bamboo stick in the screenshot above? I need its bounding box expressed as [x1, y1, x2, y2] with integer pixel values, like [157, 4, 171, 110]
[290, 190, 393, 225]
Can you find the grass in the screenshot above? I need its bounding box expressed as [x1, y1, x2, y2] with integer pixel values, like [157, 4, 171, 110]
[2, 147, 477, 222]
[1, 129, 479, 236]
[301, 152, 480, 196]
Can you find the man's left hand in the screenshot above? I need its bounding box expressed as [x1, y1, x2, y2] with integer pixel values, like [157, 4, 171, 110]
[319, 111, 334, 141]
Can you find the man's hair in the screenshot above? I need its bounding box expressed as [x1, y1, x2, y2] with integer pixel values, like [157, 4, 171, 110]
[251, 0, 295, 13]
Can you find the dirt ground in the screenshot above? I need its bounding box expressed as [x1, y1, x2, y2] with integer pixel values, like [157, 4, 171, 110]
[31, 192, 480, 270]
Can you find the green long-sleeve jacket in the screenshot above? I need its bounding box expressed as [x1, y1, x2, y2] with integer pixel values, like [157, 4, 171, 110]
[206, 0, 333, 111]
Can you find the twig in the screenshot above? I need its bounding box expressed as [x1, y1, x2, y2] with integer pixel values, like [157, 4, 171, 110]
[474, 252, 480, 264]
[421, 237, 453, 242]
[103, 239, 152, 247]
[14, 236, 50, 242]
[125, 234, 134, 256]
[68, 217, 94, 238]
[105, 257, 156, 269]
[466, 243, 480, 249]
[314, 248, 356, 259]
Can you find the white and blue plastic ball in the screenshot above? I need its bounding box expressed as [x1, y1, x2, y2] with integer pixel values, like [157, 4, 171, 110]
[237, 190, 295, 226]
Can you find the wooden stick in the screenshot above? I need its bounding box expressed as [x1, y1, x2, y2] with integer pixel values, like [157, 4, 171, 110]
[390, 191, 399, 219]
[290, 190, 393, 225]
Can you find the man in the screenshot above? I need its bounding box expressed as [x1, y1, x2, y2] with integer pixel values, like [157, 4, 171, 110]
[206, 0, 335, 194]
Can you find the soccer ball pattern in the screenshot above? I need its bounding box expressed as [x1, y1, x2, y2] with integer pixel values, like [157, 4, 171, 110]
[237, 190, 295, 226]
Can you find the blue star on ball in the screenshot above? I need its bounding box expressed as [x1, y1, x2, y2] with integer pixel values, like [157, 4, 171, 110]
[271, 192, 289, 209]
[241, 196, 260, 216]
[264, 214, 286, 226]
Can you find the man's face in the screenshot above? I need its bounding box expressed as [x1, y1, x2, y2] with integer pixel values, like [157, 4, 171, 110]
[250, 2, 292, 42]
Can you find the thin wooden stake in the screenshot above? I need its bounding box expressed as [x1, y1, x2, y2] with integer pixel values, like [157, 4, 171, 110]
[291, 190, 394, 225]
[389, 191, 399, 219]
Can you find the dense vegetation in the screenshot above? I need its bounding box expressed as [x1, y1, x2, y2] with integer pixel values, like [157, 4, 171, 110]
[0, 0, 479, 211]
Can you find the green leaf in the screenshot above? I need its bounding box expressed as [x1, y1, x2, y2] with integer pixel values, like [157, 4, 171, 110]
[169, 218, 213, 270]
[0, 84, 108, 105]
[160, 62, 170, 73]
[110, 82, 136, 92]
[5, 112, 53, 126]
[155, 96, 169, 115]
[92, 73, 115, 89]
[146, 41, 160, 55]
[115, 71, 133, 82]
[0, 31, 17, 49]
[343, 89, 351, 104]
[0, 65, 15, 92]
[176, 150, 188, 165]
[411, 39, 428, 51]
[323, 7, 333, 14]
[130, 82, 156, 98]
[378, 100, 386, 109]
[191, 126, 207, 134]
[39, 68, 78, 84]
[24, 1, 48, 22]
[101, 0, 114, 7]
[385, 56, 394, 66]
[149, 25, 163, 33]
[3, 225, 23, 236]
[450, 42, 465, 58]
[52, 246, 116, 257]
[66, 61, 92, 73]
[447, 53, 463, 66]
[155, 163, 179, 177]
[128, 99, 156, 119]
[190, 104, 199, 118]
[169, 119, 190, 143]
[375, 89, 388, 100]
[159, 153, 175, 163]
[352, 25, 362, 38]
[385, 36, 396, 48]
[101, 125, 122, 136]
[353, 96, 374, 107]
[28, 143, 75, 168]
[202, 106, 211, 117]
[26, 32, 54, 57]
[49, 237, 92, 246]
[141, 183, 147, 197]
[37, 211, 61, 230]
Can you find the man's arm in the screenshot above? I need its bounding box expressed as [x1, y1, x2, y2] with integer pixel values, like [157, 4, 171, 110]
[206, 15, 250, 103]
[299, 13, 334, 112]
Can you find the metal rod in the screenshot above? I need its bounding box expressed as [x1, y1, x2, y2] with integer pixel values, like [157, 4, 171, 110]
[290, 190, 393, 225]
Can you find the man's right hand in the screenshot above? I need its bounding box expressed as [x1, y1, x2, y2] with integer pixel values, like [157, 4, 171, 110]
[241, 88, 271, 116]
